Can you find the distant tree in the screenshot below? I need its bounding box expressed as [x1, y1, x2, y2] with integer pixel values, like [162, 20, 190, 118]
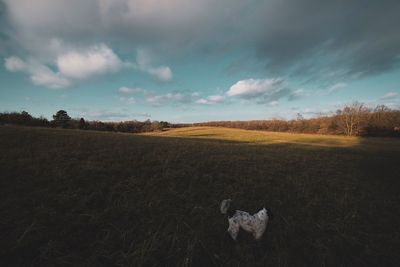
[366, 105, 400, 136]
[18, 110, 33, 125]
[141, 119, 153, 132]
[36, 116, 50, 127]
[21, 110, 32, 119]
[52, 110, 71, 128]
[159, 121, 170, 130]
[296, 113, 304, 121]
[337, 102, 369, 136]
[78, 118, 86, 129]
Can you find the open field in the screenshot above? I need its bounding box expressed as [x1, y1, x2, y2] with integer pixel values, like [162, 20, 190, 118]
[1, 126, 400, 266]
[145, 127, 362, 147]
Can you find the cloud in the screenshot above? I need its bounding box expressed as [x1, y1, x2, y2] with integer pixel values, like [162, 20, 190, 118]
[4, 56, 70, 88]
[2, 0, 400, 84]
[80, 110, 128, 121]
[117, 87, 227, 106]
[146, 66, 173, 82]
[227, 78, 283, 98]
[136, 50, 173, 82]
[119, 96, 136, 105]
[268, 101, 278, 106]
[316, 82, 347, 96]
[117, 86, 224, 107]
[196, 95, 225, 105]
[380, 92, 399, 100]
[30, 64, 71, 88]
[288, 89, 306, 101]
[4, 44, 130, 88]
[2, 0, 236, 53]
[326, 83, 346, 94]
[227, 78, 290, 103]
[253, 1, 400, 79]
[4, 56, 26, 71]
[118, 86, 144, 94]
[77, 109, 150, 121]
[145, 91, 198, 106]
[57, 44, 127, 79]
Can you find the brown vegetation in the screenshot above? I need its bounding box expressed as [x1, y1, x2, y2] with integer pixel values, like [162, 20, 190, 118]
[177, 103, 400, 137]
[1, 102, 399, 136]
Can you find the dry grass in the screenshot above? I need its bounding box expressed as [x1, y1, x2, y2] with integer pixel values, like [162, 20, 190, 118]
[1, 126, 400, 266]
[145, 126, 362, 147]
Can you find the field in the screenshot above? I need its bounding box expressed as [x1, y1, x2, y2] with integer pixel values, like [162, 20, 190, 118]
[1, 126, 400, 266]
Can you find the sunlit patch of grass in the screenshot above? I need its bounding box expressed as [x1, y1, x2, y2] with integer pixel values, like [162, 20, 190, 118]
[145, 127, 362, 147]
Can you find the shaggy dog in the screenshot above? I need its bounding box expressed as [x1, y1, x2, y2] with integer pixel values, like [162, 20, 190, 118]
[220, 199, 272, 240]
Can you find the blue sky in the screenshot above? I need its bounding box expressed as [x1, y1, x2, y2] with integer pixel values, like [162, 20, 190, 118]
[1, 0, 399, 122]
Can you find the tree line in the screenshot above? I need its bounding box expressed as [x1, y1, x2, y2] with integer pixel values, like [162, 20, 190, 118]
[1, 102, 399, 136]
[176, 102, 400, 137]
[0, 110, 171, 133]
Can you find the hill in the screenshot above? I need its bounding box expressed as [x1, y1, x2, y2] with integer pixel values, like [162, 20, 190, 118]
[1, 126, 400, 266]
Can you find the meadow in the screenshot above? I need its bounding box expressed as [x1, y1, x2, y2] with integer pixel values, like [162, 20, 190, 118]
[1, 125, 400, 266]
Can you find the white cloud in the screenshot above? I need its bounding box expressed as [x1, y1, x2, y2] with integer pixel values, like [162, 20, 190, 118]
[146, 92, 185, 106]
[380, 92, 398, 100]
[118, 86, 144, 94]
[143, 91, 225, 106]
[4, 56, 27, 71]
[75, 108, 151, 121]
[326, 83, 346, 94]
[54, 46, 172, 84]
[288, 89, 305, 101]
[227, 78, 286, 98]
[145, 91, 199, 106]
[136, 49, 173, 82]
[4, 56, 70, 89]
[30, 64, 71, 89]
[4, 44, 131, 88]
[146, 66, 173, 82]
[117, 87, 211, 107]
[57, 44, 126, 79]
[119, 96, 136, 104]
[116, 89, 228, 107]
[226, 78, 290, 104]
[268, 100, 278, 106]
[77, 110, 129, 121]
[191, 92, 200, 97]
[196, 95, 225, 105]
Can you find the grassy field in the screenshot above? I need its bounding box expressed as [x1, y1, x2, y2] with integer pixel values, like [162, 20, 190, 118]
[1, 126, 400, 266]
[144, 127, 362, 147]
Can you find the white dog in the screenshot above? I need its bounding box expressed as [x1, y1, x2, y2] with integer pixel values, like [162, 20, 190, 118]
[220, 199, 272, 240]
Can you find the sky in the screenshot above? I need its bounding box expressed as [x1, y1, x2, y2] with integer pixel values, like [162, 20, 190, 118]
[1, 0, 400, 123]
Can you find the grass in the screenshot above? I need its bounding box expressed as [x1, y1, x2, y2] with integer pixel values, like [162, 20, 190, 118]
[1, 125, 400, 266]
[144, 126, 362, 147]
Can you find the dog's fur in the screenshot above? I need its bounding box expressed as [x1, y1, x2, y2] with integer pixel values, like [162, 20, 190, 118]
[220, 199, 272, 240]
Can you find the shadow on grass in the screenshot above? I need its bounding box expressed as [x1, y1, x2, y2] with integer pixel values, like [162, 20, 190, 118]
[143, 128, 400, 151]
[139, 132, 354, 150]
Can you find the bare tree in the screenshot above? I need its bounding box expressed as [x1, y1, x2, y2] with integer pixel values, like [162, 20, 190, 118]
[337, 102, 369, 136]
